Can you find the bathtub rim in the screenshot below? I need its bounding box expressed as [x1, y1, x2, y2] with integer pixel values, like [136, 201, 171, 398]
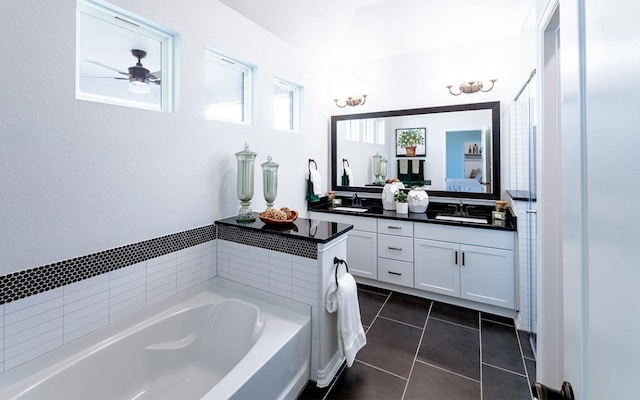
[0, 278, 311, 398]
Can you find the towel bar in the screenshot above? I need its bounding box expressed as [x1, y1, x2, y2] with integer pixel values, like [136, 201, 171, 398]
[333, 257, 350, 286]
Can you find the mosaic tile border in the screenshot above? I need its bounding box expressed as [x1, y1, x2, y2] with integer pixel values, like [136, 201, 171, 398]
[0, 225, 216, 305]
[217, 225, 317, 260]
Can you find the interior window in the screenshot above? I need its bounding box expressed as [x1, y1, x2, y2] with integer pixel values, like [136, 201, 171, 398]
[206, 51, 254, 123]
[273, 78, 301, 131]
[76, 0, 177, 112]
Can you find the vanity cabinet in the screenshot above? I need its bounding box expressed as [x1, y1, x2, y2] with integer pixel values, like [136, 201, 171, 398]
[377, 220, 414, 287]
[308, 212, 377, 279]
[308, 209, 517, 312]
[414, 224, 516, 309]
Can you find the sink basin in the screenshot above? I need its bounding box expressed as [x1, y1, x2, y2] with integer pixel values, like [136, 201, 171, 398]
[435, 215, 488, 224]
[333, 206, 368, 213]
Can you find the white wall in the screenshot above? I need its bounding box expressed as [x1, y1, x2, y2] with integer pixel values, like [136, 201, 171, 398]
[329, 30, 537, 198]
[0, 0, 331, 275]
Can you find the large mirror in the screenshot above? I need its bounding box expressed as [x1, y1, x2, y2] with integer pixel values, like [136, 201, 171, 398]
[331, 101, 501, 200]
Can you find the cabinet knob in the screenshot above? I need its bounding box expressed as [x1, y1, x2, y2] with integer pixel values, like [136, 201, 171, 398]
[387, 226, 402, 230]
[387, 271, 402, 276]
[388, 246, 403, 251]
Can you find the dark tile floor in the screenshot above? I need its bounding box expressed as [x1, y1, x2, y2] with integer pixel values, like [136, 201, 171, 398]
[299, 284, 536, 400]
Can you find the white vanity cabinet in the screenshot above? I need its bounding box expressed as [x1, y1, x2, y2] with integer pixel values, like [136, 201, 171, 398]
[377, 220, 414, 287]
[414, 223, 516, 309]
[308, 212, 377, 279]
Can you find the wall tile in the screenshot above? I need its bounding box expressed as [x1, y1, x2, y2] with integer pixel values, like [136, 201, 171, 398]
[177, 244, 203, 293]
[0, 304, 4, 373]
[202, 241, 217, 281]
[146, 253, 177, 306]
[4, 288, 63, 370]
[63, 274, 109, 344]
[109, 261, 146, 323]
[0, 231, 215, 375]
[216, 240, 231, 279]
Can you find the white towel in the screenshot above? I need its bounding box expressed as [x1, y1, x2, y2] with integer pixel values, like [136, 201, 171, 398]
[412, 160, 420, 174]
[399, 159, 408, 174]
[305, 169, 322, 195]
[325, 272, 367, 367]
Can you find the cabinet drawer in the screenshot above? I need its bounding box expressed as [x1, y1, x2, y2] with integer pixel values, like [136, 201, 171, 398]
[378, 258, 413, 287]
[377, 219, 413, 237]
[378, 234, 413, 262]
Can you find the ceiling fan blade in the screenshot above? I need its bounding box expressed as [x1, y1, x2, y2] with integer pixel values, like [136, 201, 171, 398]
[80, 76, 129, 80]
[148, 71, 161, 83]
[85, 60, 129, 76]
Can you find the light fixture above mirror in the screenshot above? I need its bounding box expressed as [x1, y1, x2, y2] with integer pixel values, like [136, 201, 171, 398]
[334, 94, 367, 108]
[447, 79, 497, 96]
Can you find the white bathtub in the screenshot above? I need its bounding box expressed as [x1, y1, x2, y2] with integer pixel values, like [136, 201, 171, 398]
[0, 279, 311, 400]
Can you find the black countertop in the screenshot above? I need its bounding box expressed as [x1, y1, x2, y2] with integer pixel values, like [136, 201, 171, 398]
[308, 199, 517, 231]
[215, 213, 353, 243]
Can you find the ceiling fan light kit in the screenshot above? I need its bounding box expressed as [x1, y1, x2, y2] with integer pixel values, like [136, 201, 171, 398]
[85, 49, 160, 94]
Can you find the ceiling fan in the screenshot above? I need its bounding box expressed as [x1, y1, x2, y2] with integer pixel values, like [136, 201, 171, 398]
[84, 49, 160, 94]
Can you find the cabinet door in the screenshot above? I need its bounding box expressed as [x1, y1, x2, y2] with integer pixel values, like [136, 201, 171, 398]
[347, 230, 377, 279]
[414, 239, 460, 296]
[459, 244, 515, 309]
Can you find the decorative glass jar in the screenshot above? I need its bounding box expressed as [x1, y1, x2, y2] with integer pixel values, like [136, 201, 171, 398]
[372, 153, 384, 185]
[235, 143, 257, 222]
[261, 155, 279, 210]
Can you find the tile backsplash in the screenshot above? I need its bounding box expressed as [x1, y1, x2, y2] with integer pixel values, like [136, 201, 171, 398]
[0, 226, 217, 373]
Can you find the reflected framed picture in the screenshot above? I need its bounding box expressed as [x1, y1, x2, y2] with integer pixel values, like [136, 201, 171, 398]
[396, 128, 426, 157]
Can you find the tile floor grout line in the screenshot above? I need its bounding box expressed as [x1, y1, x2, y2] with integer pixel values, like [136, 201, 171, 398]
[514, 326, 535, 399]
[377, 315, 426, 331]
[355, 359, 409, 382]
[414, 359, 482, 384]
[482, 361, 529, 379]
[481, 317, 516, 328]
[358, 287, 390, 297]
[479, 311, 484, 400]
[321, 363, 347, 400]
[400, 301, 433, 400]
[363, 291, 391, 335]
[428, 315, 480, 332]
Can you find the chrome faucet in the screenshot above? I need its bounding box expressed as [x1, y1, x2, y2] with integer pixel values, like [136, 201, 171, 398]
[453, 200, 466, 216]
[352, 193, 361, 207]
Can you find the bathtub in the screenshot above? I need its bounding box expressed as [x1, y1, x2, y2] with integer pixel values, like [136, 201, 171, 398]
[0, 279, 311, 400]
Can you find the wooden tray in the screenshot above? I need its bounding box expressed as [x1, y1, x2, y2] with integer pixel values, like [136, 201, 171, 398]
[259, 210, 298, 225]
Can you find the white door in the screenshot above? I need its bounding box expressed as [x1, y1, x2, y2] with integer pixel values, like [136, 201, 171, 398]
[538, 1, 640, 398]
[414, 239, 459, 296]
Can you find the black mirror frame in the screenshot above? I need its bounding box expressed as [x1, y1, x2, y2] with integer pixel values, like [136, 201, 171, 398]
[330, 101, 501, 200]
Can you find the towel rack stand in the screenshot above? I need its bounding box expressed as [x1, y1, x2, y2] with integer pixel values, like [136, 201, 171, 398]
[333, 257, 350, 287]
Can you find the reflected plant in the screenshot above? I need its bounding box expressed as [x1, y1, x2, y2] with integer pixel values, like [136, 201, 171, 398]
[397, 129, 424, 147]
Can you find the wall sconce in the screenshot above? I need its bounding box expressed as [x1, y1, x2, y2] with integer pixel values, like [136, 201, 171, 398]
[446, 79, 497, 96]
[334, 94, 367, 108]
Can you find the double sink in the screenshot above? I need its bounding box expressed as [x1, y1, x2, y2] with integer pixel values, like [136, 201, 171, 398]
[327, 201, 491, 224]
